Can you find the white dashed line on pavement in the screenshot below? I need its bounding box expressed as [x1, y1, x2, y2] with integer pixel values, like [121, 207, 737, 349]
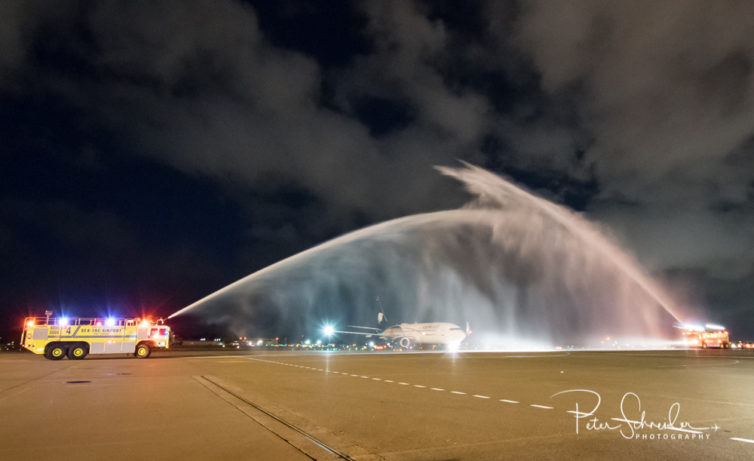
[246, 356, 747, 449]
[730, 437, 754, 444]
[530, 404, 553, 410]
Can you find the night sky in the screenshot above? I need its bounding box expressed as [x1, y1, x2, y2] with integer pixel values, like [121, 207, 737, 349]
[2, 1, 753, 341]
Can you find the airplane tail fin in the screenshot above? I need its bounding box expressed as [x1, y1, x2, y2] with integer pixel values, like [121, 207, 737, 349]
[376, 296, 387, 326]
[375, 296, 387, 326]
[378, 311, 387, 325]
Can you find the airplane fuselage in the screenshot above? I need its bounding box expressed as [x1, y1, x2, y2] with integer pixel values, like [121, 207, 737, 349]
[381, 322, 467, 346]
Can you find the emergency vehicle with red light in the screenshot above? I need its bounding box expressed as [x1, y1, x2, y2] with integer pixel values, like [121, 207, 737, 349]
[679, 323, 731, 349]
[21, 315, 171, 360]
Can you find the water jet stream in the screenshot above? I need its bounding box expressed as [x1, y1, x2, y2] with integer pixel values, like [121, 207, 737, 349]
[170, 164, 679, 346]
[437, 163, 680, 322]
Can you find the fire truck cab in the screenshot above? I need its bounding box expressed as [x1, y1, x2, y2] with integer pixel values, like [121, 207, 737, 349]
[21, 316, 171, 360]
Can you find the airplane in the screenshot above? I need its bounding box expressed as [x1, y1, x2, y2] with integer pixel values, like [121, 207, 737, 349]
[325, 312, 471, 349]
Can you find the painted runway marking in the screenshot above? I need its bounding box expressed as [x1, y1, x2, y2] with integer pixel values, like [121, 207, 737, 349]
[530, 404, 553, 410]
[730, 437, 754, 444]
[244, 356, 750, 448]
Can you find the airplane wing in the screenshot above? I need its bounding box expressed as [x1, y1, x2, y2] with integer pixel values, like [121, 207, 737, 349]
[347, 325, 382, 332]
[334, 329, 381, 338]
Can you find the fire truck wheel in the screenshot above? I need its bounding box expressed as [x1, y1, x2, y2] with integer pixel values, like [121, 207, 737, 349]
[135, 343, 151, 358]
[68, 344, 88, 360]
[47, 344, 67, 360]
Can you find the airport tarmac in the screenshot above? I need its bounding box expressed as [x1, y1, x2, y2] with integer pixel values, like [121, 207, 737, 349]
[1, 349, 753, 460]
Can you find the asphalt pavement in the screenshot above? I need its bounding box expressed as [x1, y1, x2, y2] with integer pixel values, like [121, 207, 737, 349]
[1, 349, 752, 460]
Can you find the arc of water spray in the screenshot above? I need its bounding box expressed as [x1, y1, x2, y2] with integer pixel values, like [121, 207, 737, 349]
[168, 210, 479, 318]
[169, 163, 680, 321]
[436, 162, 681, 322]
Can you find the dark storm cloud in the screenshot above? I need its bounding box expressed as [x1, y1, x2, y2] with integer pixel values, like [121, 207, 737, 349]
[0, 1, 25, 78]
[2, 0, 754, 333]
[507, 1, 754, 284]
[514, 0, 754, 200]
[0, 0, 470, 224]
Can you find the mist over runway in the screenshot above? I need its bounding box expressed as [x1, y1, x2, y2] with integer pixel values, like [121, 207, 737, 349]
[172, 165, 679, 347]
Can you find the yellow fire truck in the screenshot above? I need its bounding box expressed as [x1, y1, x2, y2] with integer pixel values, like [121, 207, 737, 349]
[21, 316, 171, 360]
